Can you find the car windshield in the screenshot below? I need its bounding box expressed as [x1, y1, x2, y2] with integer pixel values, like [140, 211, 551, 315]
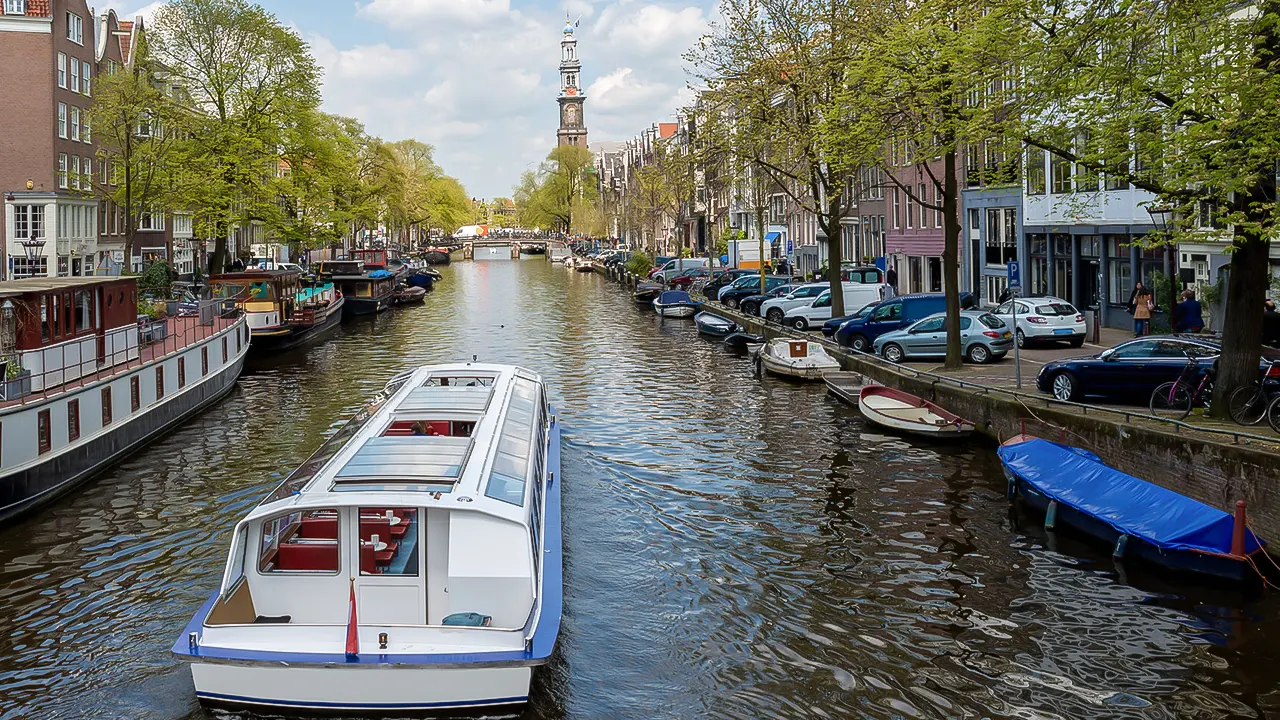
[978, 313, 1005, 329]
[853, 302, 877, 318]
[1034, 302, 1077, 316]
[732, 276, 762, 287]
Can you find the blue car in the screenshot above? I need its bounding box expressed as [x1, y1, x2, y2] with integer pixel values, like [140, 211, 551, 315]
[1036, 336, 1279, 402]
[821, 301, 878, 337]
[835, 293, 974, 351]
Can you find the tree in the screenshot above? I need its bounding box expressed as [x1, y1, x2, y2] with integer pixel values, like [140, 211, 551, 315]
[1013, 0, 1280, 413]
[513, 146, 597, 234]
[276, 110, 360, 255]
[89, 32, 181, 265]
[152, 0, 322, 273]
[690, 0, 868, 316]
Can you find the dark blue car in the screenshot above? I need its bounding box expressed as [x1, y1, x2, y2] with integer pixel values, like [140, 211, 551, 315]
[835, 293, 974, 351]
[821, 300, 879, 337]
[1036, 336, 1279, 402]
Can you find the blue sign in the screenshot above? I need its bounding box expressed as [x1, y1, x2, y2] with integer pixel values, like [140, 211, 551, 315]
[1007, 260, 1020, 287]
[786, 239, 794, 256]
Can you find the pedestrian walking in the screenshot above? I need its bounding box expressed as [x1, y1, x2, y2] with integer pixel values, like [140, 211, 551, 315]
[1174, 289, 1204, 333]
[1132, 284, 1153, 337]
[886, 266, 898, 292]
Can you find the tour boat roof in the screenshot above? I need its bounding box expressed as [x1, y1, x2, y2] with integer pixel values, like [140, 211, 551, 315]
[250, 363, 547, 523]
[210, 269, 301, 281]
[0, 276, 131, 298]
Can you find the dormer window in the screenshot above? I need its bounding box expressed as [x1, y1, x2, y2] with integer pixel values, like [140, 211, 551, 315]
[4, 0, 25, 16]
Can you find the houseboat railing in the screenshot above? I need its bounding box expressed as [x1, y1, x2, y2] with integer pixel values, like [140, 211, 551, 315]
[3, 299, 244, 408]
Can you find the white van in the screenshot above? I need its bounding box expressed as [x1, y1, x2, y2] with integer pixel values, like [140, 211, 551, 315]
[759, 283, 831, 322]
[650, 258, 721, 283]
[782, 283, 893, 330]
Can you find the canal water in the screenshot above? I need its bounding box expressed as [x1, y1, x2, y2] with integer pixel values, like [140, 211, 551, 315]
[1, 258, 1278, 720]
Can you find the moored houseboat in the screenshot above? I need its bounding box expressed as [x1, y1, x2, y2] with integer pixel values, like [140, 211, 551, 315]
[209, 269, 345, 353]
[173, 363, 562, 713]
[0, 277, 249, 524]
[317, 260, 394, 317]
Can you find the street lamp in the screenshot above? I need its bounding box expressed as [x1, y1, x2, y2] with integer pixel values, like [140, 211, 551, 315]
[1146, 204, 1178, 324]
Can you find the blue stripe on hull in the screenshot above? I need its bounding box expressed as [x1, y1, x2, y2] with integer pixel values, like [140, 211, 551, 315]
[197, 691, 527, 710]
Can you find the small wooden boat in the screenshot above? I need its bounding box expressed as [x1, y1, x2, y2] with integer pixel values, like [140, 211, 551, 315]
[392, 284, 427, 306]
[424, 249, 452, 265]
[634, 282, 663, 303]
[753, 339, 840, 380]
[857, 385, 974, 437]
[652, 290, 698, 318]
[694, 311, 738, 337]
[724, 332, 765, 351]
[999, 435, 1268, 582]
[574, 262, 595, 273]
[824, 371, 872, 406]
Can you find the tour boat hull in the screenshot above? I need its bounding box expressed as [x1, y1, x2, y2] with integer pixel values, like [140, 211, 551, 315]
[0, 318, 249, 525]
[249, 297, 344, 354]
[857, 385, 974, 437]
[190, 662, 532, 713]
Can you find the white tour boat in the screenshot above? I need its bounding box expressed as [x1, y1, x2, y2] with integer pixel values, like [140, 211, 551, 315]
[173, 363, 562, 714]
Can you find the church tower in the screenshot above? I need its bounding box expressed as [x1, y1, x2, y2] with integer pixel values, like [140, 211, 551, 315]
[556, 15, 588, 148]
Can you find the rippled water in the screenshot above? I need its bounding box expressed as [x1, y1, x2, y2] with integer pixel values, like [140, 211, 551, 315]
[1, 258, 1278, 720]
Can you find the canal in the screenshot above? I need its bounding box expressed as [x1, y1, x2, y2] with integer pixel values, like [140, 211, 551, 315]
[1, 258, 1277, 720]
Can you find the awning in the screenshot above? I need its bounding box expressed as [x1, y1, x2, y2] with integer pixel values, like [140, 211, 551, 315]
[764, 232, 781, 243]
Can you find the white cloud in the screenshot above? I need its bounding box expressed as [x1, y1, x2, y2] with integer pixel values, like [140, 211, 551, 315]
[102, 0, 163, 24]
[358, 0, 514, 27]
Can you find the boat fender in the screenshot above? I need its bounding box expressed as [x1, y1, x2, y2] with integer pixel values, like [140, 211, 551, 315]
[1045, 500, 1059, 531]
[1006, 474, 1016, 501]
[1113, 534, 1129, 560]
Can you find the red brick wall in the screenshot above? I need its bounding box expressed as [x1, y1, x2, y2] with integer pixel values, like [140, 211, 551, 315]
[0, 30, 56, 246]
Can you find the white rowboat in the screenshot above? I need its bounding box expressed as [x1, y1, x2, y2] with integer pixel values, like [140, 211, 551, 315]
[754, 339, 840, 380]
[857, 385, 974, 437]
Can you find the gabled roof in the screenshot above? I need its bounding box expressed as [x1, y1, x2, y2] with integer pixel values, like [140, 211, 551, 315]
[658, 123, 678, 139]
[118, 19, 136, 64]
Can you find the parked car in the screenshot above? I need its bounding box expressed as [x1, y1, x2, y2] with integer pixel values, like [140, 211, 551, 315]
[782, 283, 896, 330]
[821, 302, 879, 337]
[604, 252, 630, 267]
[838, 265, 885, 283]
[874, 311, 1012, 364]
[740, 284, 803, 316]
[702, 269, 759, 299]
[651, 258, 721, 283]
[721, 275, 800, 308]
[1033, 336, 1277, 402]
[716, 273, 782, 302]
[759, 283, 832, 323]
[668, 266, 717, 290]
[993, 296, 1086, 348]
[835, 292, 975, 351]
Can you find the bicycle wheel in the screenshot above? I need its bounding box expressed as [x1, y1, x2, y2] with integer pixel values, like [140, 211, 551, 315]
[1268, 394, 1280, 434]
[1149, 381, 1193, 420]
[1228, 384, 1269, 426]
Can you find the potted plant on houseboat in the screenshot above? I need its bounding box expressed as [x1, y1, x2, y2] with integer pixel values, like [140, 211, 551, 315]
[0, 355, 32, 400]
[138, 298, 169, 344]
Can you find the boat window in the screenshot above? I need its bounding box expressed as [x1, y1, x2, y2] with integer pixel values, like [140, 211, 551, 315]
[358, 508, 419, 576]
[259, 509, 340, 574]
[247, 282, 274, 301]
[425, 375, 494, 387]
[211, 282, 247, 300]
[223, 525, 248, 592]
[484, 378, 540, 506]
[75, 290, 91, 333]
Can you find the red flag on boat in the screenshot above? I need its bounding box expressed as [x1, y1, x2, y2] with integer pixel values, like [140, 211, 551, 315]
[345, 578, 359, 658]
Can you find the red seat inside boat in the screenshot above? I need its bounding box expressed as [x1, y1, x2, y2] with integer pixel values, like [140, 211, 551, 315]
[298, 516, 402, 545]
[382, 420, 472, 437]
[275, 541, 339, 572]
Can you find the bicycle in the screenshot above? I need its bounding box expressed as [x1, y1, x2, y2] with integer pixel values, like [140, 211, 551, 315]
[1267, 394, 1280, 433]
[1149, 352, 1215, 420]
[1227, 360, 1280, 425]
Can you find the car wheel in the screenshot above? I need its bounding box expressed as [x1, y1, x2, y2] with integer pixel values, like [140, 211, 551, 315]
[1051, 371, 1078, 402]
[883, 343, 904, 363]
[766, 308, 784, 323]
[1069, 336, 1084, 348]
[967, 344, 991, 364]
[743, 302, 759, 316]
[727, 298, 739, 309]
[790, 317, 808, 330]
[1016, 329, 1027, 348]
[850, 334, 870, 353]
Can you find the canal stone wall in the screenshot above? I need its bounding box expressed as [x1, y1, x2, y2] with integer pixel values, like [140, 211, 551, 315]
[600, 264, 1280, 545]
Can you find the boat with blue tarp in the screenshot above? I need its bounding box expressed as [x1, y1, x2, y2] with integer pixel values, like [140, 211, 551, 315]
[998, 435, 1268, 582]
[172, 363, 562, 713]
[318, 260, 394, 317]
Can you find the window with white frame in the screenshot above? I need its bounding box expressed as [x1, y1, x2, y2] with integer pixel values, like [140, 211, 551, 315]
[70, 156, 81, 190]
[12, 257, 48, 279]
[58, 154, 68, 189]
[70, 106, 80, 141]
[70, 57, 79, 93]
[81, 61, 91, 95]
[136, 114, 152, 137]
[769, 194, 785, 224]
[892, 189, 900, 230]
[139, 209, 165, 231]
[57, 53, 66, 88]
[14, 204, 45, 242]
[99, 157, 108, 184]
[58, 103, 67, 138]
[4, 0, 26, 16]
[933, 184, 942, 228]
[83, 158, 92, 190]
[66, 12, 83, 44]
[82, 114, 90, 142]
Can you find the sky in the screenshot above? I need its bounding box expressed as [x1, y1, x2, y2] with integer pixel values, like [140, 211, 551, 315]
[103, 0, 716, 200]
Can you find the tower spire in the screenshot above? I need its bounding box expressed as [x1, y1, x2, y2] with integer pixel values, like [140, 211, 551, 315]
[556, 12, 587, 148]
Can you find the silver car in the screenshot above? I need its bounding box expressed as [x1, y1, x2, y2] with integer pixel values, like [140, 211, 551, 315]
[873, 310, 1013, 364]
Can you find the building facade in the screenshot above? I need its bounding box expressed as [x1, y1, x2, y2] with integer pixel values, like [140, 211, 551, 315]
[886, 144, 950, 294]
[556, 17, 587, 148]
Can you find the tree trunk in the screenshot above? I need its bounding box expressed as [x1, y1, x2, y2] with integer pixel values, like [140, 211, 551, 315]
[1210, 225, 1270, 417]
[825, 197, 845, 318]
[942, 148, 963, 369]
[755, 205, 766, 294]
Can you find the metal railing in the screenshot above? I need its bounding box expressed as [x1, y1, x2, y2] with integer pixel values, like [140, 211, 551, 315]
[1, 298, 244, 408]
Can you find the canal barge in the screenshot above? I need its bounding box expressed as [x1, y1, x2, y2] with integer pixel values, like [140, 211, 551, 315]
[318, 260, 394, 317]
[0, 276, 249, 524]
[209, 269, 344, 353]
[174, 363, 562, 713]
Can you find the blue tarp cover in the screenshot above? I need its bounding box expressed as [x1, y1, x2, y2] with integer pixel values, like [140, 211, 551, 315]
[998, 438, 1264, 555]
[656, 291, 693, 304]
[368, 269, 393, 278]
